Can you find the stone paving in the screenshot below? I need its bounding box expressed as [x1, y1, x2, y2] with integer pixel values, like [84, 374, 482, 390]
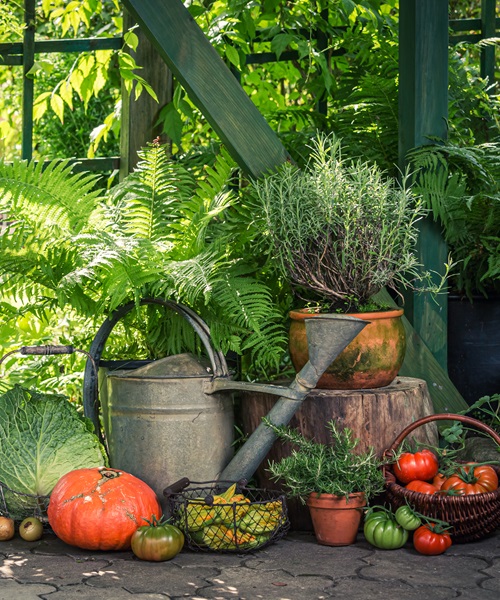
[1, 529, 499, 599]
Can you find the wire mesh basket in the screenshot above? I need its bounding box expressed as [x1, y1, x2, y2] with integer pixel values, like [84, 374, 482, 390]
[383, 414, 500, 543]
[165, 479, 290, 553]
[0, 480, 50, 524]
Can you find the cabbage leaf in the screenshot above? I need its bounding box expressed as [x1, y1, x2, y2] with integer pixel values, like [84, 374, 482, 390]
[0, 385, 108, 518]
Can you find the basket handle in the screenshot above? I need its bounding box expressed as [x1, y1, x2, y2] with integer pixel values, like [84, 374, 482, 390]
[384, 413, 500, 457]
[163, 477, 191, 497]
[82, 298, 229, 440]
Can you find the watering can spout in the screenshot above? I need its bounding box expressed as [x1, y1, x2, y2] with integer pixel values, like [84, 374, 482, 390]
[219, 314, 368, 482]
[299, 314, 368, 387]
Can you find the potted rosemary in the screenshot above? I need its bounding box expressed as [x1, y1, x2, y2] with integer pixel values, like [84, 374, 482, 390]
[265, 418, 386, 546]
[251, 132, 446, 389]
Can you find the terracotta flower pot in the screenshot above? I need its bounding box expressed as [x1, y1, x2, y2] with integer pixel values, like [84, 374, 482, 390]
[306, 492, 366, 546]
[289, 308, 406, 389]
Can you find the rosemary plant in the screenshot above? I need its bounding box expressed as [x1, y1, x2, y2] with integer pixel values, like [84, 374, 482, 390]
[265, 418, 386, 503]
[252, 132, 444, 312]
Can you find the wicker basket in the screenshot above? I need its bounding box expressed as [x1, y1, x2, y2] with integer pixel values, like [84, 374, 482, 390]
[166, 480, 290, 553]
[383, 414, 500, 543]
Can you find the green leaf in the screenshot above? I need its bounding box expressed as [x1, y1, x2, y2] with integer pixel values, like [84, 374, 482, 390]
[26, 59, 55, 78]
[225, 45, 240, 69]
[271, 34, 295, 60]
[32, 92, 51, 121]
[50, 93, 65, 123]
[124, 30, 139, 52]
[159, 103, 184, 146]
[118, 52, 139, 70]
[58, 81, 74, 110]
[69, 68, 84, 97]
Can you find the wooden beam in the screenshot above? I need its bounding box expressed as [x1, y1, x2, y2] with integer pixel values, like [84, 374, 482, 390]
[120, 10, 173, 177]
[121, 0, 290, 179]
[480, 0, 496, 88]
[21, 0, 36, 161]
[398, 0, 449, 369]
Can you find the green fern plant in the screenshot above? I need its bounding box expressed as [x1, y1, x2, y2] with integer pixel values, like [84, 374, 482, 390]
[408, 140, 500, 299]
[0, 142, 288, 378]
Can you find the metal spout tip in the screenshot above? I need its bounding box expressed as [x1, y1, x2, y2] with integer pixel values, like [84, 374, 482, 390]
[305, 314, 368, 374]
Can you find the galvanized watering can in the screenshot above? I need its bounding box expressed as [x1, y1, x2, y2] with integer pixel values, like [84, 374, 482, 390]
[83, 298, 367, 505]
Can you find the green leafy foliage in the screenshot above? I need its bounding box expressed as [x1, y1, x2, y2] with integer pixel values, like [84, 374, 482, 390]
[0, 143, 288, 378]
[409, 141, 500, 298]
[251, 132, 440, 312]
[0, 385, 107, 518]
[265, 418, 386, 502]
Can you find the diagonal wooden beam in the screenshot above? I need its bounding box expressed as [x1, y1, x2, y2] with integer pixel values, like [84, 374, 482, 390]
[121, 0, 290, 179]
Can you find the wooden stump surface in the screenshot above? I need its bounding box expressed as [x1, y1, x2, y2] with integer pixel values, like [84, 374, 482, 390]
[239, 376, 438, 530]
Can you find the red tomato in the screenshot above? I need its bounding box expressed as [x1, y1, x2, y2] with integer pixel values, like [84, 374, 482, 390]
[432, 473, 447, 490]
[405, 480, 437, 495]
[413, 524, 452, 555]
[393, 449, 439, 484]
[441, 464, 499, 495]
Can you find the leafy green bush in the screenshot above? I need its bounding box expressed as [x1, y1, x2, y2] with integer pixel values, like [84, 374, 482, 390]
[409, 140, 500, 298]
[0, 142, 289, 380]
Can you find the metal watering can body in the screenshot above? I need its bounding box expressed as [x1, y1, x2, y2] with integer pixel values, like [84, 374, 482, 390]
[83, 299, 235, 510]
[83, 298, 367, 504]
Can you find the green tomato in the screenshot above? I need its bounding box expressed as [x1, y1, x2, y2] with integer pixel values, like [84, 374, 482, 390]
[395, 505, 422, 531]
[363, 511, 409, 550]
[19, 517, 43, 542]
[131, 520, 184, 562]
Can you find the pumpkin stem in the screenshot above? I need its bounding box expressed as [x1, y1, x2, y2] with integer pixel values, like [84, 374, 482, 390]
[99, 468, 121, 480]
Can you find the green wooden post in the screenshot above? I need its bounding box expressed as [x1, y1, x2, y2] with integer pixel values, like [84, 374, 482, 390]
[398, 0, 449, 369]
[21, 0, 35, 161]
[480, 0, 496, 88]
[120, 10, 174, 178]
[121, 0, 290, 178]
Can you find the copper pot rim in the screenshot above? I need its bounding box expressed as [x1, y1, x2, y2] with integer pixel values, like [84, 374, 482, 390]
[289, 307, 404, 321]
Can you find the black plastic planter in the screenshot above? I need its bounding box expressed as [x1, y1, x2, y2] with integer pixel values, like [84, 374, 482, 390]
[447, 295, 500, 405]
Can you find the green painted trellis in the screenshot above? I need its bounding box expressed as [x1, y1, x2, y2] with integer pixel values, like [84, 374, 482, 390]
[1, 1, 498, 170]
[1, 0, 499, 413]
[0, 0, 123, 170]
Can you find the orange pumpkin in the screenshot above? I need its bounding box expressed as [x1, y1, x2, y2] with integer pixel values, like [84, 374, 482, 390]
[47, 467, 162, 551]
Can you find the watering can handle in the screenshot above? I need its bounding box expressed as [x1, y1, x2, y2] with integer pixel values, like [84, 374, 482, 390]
[82, 298, 229, 439]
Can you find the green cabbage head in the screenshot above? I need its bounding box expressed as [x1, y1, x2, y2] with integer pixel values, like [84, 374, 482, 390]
[0, 385, 108, 519]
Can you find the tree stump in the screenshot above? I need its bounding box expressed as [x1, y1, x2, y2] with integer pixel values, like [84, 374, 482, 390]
[239, 377, 437, 531]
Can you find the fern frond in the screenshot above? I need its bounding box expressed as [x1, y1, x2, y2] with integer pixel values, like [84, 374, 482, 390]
[0, 158, 102, 234]
[173, 146, 237, 256]
[107, 143, 195, 241]
[162, 247, 231, 305]
[209, 273, 288, 372]
[408, 140, 500, 297]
